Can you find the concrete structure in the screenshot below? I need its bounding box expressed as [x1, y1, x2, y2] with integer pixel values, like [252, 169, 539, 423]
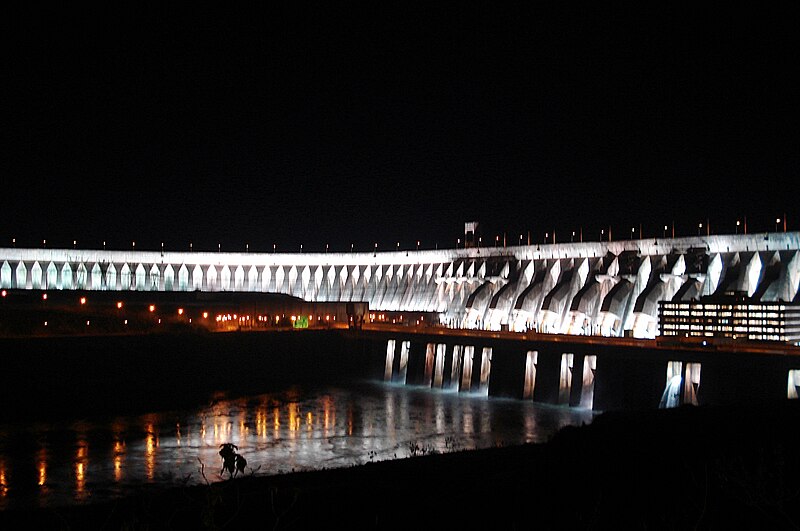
[1, 232, 798, 339]
[369, 326, 800, 411]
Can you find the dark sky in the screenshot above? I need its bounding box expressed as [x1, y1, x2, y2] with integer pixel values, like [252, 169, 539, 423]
[3, 4, 798, 253]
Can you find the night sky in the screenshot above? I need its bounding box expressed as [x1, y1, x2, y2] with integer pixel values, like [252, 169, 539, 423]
[3, 4, 798, 253]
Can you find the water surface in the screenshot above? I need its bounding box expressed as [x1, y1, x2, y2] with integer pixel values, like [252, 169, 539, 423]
[0, 380, 594, 511]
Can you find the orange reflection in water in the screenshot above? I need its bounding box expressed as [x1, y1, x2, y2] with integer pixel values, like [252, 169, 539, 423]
[75, 438, 88, 497]
[1, 463, 8, 499]
[37, 447, 47, 487]
[113, 441, 126, 482]
[75, 463, 85, 493]
[273, 407, 281, 439]
[347, 405, 354, 436]
[145, 424, 158, 481]
[256, 409, 268, 440]
[323, 396, 334, 436]
[288, 403, 300, 436]
[240, 408, 248, 439]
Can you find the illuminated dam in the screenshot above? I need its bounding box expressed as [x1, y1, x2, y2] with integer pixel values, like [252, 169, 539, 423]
[1, 232, 798, 339]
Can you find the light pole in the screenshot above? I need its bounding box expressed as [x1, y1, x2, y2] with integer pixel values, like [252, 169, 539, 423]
[776, 218, 781, 232]
[735, 220, 740, 234]
[697, 223, 702, 236]
[416, 241, 420, 251]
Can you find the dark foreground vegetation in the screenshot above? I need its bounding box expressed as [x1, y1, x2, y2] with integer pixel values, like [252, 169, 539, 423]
[1, 400, 798, 530]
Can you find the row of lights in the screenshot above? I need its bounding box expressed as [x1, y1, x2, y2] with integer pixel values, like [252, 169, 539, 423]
[215, 314, 337, 323]
[461, 217, 788, 247]
[5, 216, 791, 254]
[4, 292, 345, 326]
[8, 240, 428, 253]
[5, 292, 212, 320]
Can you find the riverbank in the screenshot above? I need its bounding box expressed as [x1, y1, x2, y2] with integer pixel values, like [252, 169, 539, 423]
[2, 400, 798, 529]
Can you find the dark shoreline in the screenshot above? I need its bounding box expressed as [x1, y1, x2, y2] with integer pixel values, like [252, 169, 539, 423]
[2, 401, 799, 530]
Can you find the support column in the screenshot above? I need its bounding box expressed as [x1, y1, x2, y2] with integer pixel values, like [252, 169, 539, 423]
[459, 345, 475, 391]
[583, 354, 597, 408]
[478, 346, 492, 395]
[393, 340, 410, 384]
[788, 369, 800, 399]
[682, 362, 701, 406]
[523, 350, 538, 399]
[423, 343, 437, 387]
[449, 345, 463, 390]
[559, 353, 574, 405]
[383, 339, 396, 381]
[432, 343, 447, 388]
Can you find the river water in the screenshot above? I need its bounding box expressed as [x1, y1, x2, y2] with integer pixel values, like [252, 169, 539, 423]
[0, 379, 595, 512]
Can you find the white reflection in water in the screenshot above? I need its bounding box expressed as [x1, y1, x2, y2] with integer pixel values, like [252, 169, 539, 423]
[0, 381, 594, 511]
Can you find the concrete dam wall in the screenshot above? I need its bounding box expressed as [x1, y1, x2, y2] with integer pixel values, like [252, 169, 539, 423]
[2, 232, 798, 339]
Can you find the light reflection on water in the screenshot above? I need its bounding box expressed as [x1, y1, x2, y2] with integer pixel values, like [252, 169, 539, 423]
[0, 381, 594, 511]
